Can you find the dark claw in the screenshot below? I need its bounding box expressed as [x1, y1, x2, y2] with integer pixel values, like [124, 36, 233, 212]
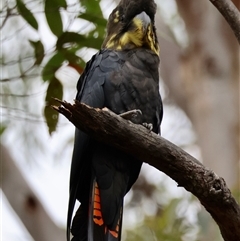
[142, 123, 153, 131]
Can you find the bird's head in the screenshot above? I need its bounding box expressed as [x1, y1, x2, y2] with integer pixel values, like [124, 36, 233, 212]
[102, 0, 159, 55]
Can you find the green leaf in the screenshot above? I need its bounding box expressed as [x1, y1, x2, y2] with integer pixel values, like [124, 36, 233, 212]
[79, 12, 107, 37]
[16, 0, 38, 30]
[81, 0, 103, 17]
[78, 13, 107, 27]
[56, 32, 103, 50]
[0, 124, 7, 136]
[29, 40, 45, 65]
[54, 0, 67, 8]
[45, 0, 66, 36]
[42, 51, 65, 82]
[61, 48, 84, 64]
[61, 49, 85, 73]
[44, 77, 63, 135]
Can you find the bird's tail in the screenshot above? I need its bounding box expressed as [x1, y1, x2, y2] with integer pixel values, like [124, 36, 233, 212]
[71, 178, 123, 241]
[88, 178, 123, 241]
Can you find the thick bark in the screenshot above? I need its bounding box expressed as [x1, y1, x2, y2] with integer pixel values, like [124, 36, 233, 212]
[53, 99, 240, 241]
[0, 144, 65, 241]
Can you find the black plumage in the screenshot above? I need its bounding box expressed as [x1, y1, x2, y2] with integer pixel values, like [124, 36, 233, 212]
[67, 0, 163, 240]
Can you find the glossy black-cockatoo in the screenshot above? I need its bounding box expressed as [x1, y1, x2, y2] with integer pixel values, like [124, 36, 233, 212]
[67, 0, 163, 240]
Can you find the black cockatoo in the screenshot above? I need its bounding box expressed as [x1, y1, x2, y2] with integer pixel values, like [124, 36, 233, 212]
[67, 0, 163, 240]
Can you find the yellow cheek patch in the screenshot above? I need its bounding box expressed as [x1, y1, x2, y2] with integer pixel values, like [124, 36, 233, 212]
[146, 25, 160, 55]
[119, 31, 143, 47]
[114, 11, 119, 23]
[105, 34, 117, 48]
[119, 18, 144, 47]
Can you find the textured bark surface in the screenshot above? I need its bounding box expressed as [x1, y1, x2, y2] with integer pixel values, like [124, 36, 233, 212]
[1, 144, 65, 241]
[53, 100, 240, 241]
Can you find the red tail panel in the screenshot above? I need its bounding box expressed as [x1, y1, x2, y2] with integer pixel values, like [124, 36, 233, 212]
[88, 179, 122, 241]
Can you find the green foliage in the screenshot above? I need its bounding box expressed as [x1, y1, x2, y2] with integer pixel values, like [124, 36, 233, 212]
[79, 12, 107, 27]
[1, 0, 107, 134]
[0, 125, 7, 136]
[125, 198, 198, 241]
[81, 0, 103, 17]
[60, 48, 85, 74]
[44, 77, 63, 135]
[29, 40, 45, 65]
[44, 0, 67, 37]
[56, 31, 103, 50]
[42, 51, 66, 82]
[146, 199, 195, 240]
[79, 0, 107, 38]
[42, 0, 106, 134]
[16, 0, 38, 30]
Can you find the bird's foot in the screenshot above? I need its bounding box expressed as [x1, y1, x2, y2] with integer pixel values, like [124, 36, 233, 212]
[120, 110, 153, 131]
[119, 109, 142, 124]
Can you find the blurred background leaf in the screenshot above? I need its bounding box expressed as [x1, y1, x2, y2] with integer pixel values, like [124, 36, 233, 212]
[29, 40, 45, 65]
[44, 0, 67, 36]
[16, 0, 38, 30]
[44, 77, 63, 135]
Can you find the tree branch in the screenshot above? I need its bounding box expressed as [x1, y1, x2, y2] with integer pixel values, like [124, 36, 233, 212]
[52, 99, 240, 241]
[209, 0, 240, 43]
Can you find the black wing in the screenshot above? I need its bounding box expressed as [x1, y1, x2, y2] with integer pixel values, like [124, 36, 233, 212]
[67, 48, 163, 240]
[67, 49, 124, 240]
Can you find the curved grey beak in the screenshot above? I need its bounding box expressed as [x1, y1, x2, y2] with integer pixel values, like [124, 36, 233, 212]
[135, 11, 151, 32]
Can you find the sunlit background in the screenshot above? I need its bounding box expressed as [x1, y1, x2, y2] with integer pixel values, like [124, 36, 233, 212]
[1, 0, 239, 240]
